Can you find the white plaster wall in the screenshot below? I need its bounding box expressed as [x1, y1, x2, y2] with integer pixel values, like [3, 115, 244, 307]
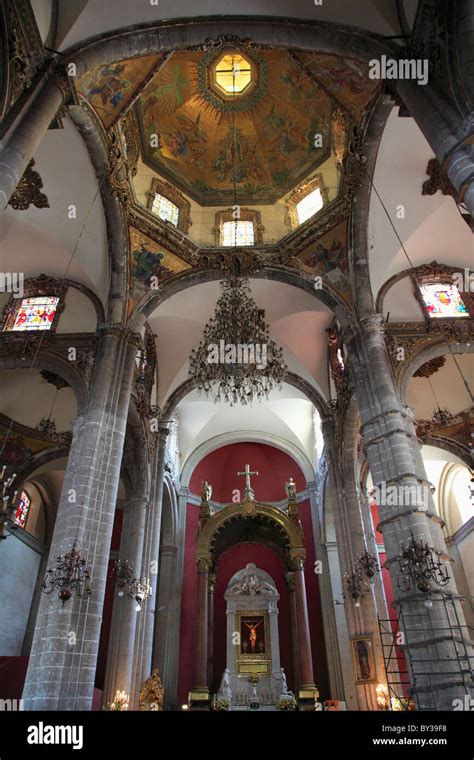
[0, 537, 41, 655]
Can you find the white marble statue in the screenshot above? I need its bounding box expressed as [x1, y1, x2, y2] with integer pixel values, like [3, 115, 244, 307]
[273, 667, 291, 696]
[229, 572, 276, 596]
[218, 668, 232, 701]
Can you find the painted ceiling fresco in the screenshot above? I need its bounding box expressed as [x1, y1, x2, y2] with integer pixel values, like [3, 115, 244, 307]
[289, 219, 352, 307]
[295, 52, 380, 117]
[76, 53, 166, 129]
[136, 48, 337, 205]
[128, 226, 192, 318]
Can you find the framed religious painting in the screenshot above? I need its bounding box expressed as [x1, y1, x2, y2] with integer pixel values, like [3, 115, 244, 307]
[236, 610, 271, 674]
[351, 636, 376, 683]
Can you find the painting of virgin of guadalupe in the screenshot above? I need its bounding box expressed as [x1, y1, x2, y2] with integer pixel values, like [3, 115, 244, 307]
[352, 637, 376, 683]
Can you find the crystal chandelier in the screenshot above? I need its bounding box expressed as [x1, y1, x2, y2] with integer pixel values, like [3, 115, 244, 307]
[42, 540, 92, 605]
[189, 278, 287, 405]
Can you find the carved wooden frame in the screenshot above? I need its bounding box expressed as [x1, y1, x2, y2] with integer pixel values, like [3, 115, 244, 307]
[145, 177, 192, 234]
[214, 207, 264, 246]
[286, 173, 329, 230]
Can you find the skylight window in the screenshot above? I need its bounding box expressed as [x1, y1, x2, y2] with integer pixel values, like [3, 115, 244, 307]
[221, 220, 255, 247]
[151, 193, 180, 227]
[214, 53, 253, 95]
[296, 187, 324, 225]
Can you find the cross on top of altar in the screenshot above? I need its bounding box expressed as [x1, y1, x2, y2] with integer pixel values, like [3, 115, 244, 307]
[237, 464, 259, 501]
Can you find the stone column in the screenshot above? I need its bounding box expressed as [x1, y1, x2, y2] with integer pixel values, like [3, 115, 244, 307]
[22, 324, 138, 710]
[103, 493, 148, 708]
[0, 71, 68, 209]
[345, 314, 473, 710]
[285, 572, 301, 692]
[290, 557, 318, 707]
[190, 558, 210, 708]
[134, 426, 170, 696]
[207, 573, 216, 692]
[396, 79, 474, 216]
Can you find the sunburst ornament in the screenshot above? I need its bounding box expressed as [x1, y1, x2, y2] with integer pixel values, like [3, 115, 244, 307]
[189, 278, 287, 406]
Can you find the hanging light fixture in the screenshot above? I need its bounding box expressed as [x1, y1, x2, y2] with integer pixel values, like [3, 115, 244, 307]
[396, 535, 450, 606]
[42, 540, 92, 605]
[189, 278, 286, 405]
[188, 56, 287, 406]
[110, 559, 151, 611]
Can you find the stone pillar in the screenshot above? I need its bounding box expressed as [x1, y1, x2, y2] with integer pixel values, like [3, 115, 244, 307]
[22, 324, 138, 710]
[396, 79, 474, 216]
[290, 557, 318, 708]
[0, 71, 68, 209]
[190, 558, 210, 708]
[103, 493, 148, 708]
[134, 426, 170, 696]
[207, 573, 216, 692]
[345, 314, 473, 710]
[286, 572, 301, 691]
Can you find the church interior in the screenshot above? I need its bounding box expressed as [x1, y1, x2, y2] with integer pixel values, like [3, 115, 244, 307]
[0, 0, 472, 717]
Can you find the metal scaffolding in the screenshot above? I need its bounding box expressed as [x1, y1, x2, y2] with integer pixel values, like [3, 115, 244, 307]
[378, 595, 474, 710]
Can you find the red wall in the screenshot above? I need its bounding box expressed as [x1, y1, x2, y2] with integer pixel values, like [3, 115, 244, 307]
[178, 442, 329, 703]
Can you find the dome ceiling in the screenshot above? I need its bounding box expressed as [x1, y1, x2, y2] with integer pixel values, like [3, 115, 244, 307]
[135, 47, 379, 206]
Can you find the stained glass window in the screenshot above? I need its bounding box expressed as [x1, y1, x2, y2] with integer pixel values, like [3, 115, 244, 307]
[419, 283, 469, 319]
[8, 296, 59, 332]
[222, 220, 255, 247]
[296, 187, 324, 224]
[151, 193, 180, 227]
[14, 490, 31, 529]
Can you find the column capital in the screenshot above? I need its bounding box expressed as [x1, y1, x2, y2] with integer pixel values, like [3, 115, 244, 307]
[196, 556, 212, 573]
[285, 571, 296, 592]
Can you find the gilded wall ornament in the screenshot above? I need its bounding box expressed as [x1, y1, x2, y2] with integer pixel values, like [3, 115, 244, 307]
[8, 159, 49, 211]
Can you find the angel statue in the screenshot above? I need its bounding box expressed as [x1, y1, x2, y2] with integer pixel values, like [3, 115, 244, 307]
[201, 480, 212, 503]
[285, 477, 297, 502]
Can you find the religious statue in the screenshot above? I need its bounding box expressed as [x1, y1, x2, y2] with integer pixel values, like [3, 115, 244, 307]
[200, 480, 212, 503]
[285, 476, 297, 502]
[244, 620, 262, 653]
[229, 572, 276, 596]
[218, 668, 232, 701]
[139, 668, 164, 710]
[272, 667, 290, 696]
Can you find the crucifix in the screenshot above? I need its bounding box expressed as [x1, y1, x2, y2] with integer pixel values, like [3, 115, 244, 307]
[237, 464, 259, 501]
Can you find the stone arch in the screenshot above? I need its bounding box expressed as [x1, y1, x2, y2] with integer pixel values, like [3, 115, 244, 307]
[398, 340, 474, 402]
[180, 431, 315, 489]
[161, 371, 329, 423]
[0, 354, 88, 413]
[196, 501, 305, 571]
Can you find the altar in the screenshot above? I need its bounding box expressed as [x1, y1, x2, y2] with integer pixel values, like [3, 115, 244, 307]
[217, 563, 292, 708]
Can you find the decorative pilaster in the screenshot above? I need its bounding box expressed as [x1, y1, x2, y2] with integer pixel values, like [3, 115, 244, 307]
[22, 324, 138, 710]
